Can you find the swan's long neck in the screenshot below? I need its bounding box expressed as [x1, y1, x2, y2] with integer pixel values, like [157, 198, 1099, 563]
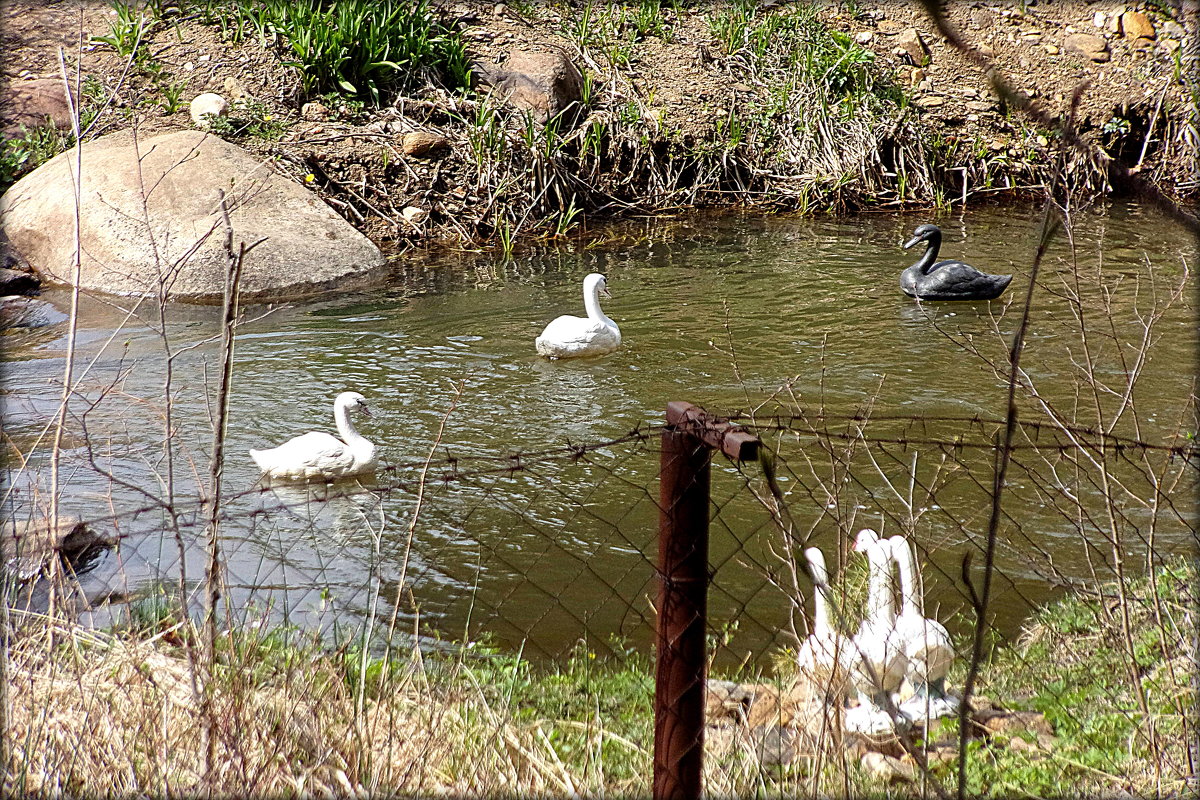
[913, 232, 941, 275]
[894, 539, 922, 618]
[584, 282, 616, 328]
[334, 400, 367, 447]
[866, 542, 895, 625]
[807, 553, 834, 637]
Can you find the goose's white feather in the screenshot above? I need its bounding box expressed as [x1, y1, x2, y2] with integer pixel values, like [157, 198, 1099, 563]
[888, 535, 958, 721]
[796, 547, 854, 701]
[249, 391, 378, 482]
[845, 529, 910, 734]
[535, 273, 621, 359]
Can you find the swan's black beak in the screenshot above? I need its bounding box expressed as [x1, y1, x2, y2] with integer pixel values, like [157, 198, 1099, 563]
[903, 234, 923, 250]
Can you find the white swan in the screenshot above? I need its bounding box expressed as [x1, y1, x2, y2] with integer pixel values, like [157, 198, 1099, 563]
[249, 391, 378, 482]
[535, 273, 621, 359]
[796, 546, 854, 703]
[845, 528, 910, 734]
[888, 535, 958, 722]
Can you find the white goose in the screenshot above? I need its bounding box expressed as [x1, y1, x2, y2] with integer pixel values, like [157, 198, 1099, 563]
[888, 535, 958, 722]
[796, 547, 853, 703]
[535, 273, 621, 359]
[845, 528, 910, 734]
[249, 391, 378, 482]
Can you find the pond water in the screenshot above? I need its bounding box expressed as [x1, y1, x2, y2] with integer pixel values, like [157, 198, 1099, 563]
[2, 201, 1195, 662]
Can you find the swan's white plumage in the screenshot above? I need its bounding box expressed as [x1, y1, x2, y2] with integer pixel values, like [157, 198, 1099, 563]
[249, 391, 378, 482]
[888, 535, 958, 721]
[845, 528, 910, 734]
[796, 547, 854, 701]
[535, 273, 621, 359]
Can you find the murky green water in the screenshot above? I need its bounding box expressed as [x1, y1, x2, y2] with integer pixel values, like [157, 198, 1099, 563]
[2, 202, 1195, 660]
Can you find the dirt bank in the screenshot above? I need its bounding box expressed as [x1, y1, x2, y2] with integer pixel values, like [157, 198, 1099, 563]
[2, 0, 1195, 256]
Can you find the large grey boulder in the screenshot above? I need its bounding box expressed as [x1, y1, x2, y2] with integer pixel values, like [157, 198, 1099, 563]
[0, 130, 387, 302]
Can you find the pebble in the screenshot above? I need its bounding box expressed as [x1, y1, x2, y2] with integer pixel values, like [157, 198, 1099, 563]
[188, 92, 228, 129]
[183, 61, 194, 71]
[402, 206, 429, 225]
[493, 2, 506, 16]
[1093, 12, 1106, 28]
[855, 31, 873, 44]
[301, 101, 330, 121]
[1046, 44, 1060, 55]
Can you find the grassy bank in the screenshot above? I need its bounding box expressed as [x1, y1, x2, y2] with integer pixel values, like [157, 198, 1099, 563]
[5, 558, 1193, 796]
[2, 0, 1194, 248]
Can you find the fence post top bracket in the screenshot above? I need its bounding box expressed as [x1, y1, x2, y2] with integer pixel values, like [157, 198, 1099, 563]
[665, 401, 760, 462]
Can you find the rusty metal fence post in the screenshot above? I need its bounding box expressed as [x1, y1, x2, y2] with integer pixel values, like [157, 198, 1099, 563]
[654, 402, 759, 800]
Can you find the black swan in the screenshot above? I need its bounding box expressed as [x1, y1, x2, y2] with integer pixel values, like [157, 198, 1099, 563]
[900, 224, 1013, 301]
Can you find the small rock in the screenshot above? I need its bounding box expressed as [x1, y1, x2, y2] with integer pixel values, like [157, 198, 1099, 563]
[1063, 32, 1110, 62]
[988, 138, 1008, 152]
[199, 54, 211, 62]
[967, 696, 997, 712]
[1106, 9, 1124, 34]
[493, 3, 507, 16]
[189, 92, 228, 129]
[0, 295, 67, 330]
[222, 77, 247, 101]
[183, 61, 195, 72]
[0, 267, 39, 296]
[861, 752, 915, 783]
[401, 131, 450, 158]
[918, 79, 934, 93]
[401, 206, 428, 226]
[1009, 736, 1040, 753]
[976, 43, 996, 58]
[1092, 11, 1106, 28]
[478, 49, 585, 126]
[855, 30, 873, 44]
[2, 516, 112, 580]
[1119, 11, 1155, 40]
[1046, 44, 1060, 55]
[1162, 20, 1185, 39]
[966, 100, 993, 111]
[915, 94, 944, 108]
[1161, 38, 1181, 53]
[925, 745, 958, 766]
[301, 101, 330, 121]
[909, 67, 927, 88]
[750, 725, 797, 766]
[896, 28, 931, 66]
[0, 78, 74, 136]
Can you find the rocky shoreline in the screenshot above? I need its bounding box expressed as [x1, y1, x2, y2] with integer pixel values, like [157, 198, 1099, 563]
[0, 0, 1196, 303]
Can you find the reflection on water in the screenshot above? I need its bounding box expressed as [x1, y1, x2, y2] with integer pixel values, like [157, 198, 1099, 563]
[2, 202, 1195, 660]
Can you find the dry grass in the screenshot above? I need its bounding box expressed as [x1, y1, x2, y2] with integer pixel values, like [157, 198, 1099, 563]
[4, 621, 606, 797]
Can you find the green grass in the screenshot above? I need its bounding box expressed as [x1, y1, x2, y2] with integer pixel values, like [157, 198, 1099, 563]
[1, 125, 74, 195]
[961, 557, 1196, 796]
[215, 0, 471, 103]
[93, 0, 151, 58]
